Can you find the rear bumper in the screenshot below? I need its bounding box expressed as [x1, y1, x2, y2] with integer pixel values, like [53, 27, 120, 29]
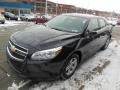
[6, 47, 65, 80]
[0, 20, 5, 22]
[117, 22, 120, 25]
[35, 18, 48, 23]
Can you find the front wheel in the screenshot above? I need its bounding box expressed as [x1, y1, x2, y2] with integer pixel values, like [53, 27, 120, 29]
[61, 54, 79, 80]
[35, 21, 38, 24]
[1, 21, 5, 24]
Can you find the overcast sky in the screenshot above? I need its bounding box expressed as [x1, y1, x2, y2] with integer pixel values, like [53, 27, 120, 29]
[49, 0, 120, 13]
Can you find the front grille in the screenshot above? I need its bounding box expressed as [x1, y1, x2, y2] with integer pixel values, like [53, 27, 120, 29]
[7, 40, 28, 61]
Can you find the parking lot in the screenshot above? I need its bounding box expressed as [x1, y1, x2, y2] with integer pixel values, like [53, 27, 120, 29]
[0, 21, 120, 90]
[0, 21, 34, 90]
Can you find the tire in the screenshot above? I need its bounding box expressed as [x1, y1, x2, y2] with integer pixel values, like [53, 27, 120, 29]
[101, 37, 111, 50]
[6, 18, 9, 20]
[16, 18, 18, 21]
[26, 18, 28, 21]
[1, 21, 5, 24]
[35, 21, 38, 24]
[61, 54, 79, 80]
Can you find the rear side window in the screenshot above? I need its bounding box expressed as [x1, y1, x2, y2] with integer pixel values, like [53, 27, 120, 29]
[99, 19, 106, 28]
[87, 18, 99, 31]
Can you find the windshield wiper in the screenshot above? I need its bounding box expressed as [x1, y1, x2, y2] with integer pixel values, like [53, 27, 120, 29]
[42, 23, 46, 26]
[51, 27, 61, 31]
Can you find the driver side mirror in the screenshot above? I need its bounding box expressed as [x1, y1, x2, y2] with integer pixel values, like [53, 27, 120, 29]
[108, 23, 115, 27]
[85, 29, 97, 36]
[90, 31, 97, 35]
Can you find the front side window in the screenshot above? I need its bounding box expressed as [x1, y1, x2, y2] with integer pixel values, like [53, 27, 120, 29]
[87, 18, 99, 31]
[46, 15, 88, 33]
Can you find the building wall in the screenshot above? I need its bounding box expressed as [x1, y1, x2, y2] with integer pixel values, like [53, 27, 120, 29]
[1, 0, 17, 2]
[0, 8, 4, 12]
[0, 0, 32, 15]
[0, 0, 119, 17]
[29, 0, 76, 14]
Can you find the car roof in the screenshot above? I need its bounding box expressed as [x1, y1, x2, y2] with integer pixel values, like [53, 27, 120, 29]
[62, 13, 104, 19]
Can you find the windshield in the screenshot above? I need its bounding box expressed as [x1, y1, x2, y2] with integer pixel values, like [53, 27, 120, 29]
[7, 12, 15, 16]
[46, 15, 88, 33]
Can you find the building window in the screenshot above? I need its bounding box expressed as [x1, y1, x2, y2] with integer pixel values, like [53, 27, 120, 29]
[42, 3, 45, 7]
[36, 3, 41, 7]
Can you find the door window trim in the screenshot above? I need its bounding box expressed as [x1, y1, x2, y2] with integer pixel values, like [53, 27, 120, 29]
[87, 18, 100, 32]
[98, 18, 107, 29]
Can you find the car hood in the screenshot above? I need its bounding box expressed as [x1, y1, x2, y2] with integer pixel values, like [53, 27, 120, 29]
[11, 25, 80, 50]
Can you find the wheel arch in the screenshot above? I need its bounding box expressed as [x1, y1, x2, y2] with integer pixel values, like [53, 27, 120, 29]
[66, 50, 83, 64]
[73, 51, 82, 63]
[60, 50, 83, 80]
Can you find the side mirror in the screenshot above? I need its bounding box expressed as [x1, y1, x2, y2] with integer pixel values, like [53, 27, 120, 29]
[110, 23, 115, 26]
[89, 31, 97, 35]
[108, 23, 115, 27]
[84, 30, 97, 36]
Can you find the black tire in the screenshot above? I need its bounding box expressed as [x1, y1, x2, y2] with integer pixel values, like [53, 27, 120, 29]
[1, 21, 5, 24]
[35, 21, 38, 24]
[6, 17, 9, 20]
[26, 18, 28, 21]
[15, 18, 18, 21]
[101, 37, 111, 50]
[61, 54, 79, 80]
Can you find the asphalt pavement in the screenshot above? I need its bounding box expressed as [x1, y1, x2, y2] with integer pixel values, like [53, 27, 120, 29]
[0, 23, 34, 90]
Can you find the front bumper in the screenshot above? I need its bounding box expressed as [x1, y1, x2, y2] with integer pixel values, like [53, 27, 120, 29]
[6, 46, 64, 80]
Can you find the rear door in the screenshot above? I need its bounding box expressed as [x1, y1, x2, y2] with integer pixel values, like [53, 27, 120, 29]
[80, 18, 101, 60]
[97, 18, 110, 47]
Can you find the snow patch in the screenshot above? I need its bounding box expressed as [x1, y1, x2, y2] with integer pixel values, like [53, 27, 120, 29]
[8, 80, 31, 90]
[7, 73, 10, 77]
[0, 20, 25, 27]
[29, 40, 120, 90]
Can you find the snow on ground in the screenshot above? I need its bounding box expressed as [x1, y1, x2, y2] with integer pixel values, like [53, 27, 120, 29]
[29, 40, 120, 90]
[0, 20, 25, 27]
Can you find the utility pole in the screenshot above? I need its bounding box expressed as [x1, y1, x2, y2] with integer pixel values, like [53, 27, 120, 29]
[60, 5, 63, 14]
[76, 7, 78, 13]
[45, 0, 48, 15]
[17, 0, 21, 19]
[34, 2, 36, 13]
[56, 1, 58, 15]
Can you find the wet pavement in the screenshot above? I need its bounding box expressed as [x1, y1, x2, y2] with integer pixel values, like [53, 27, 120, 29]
[0, 23, 34, 90]
[0, 24, 119, 90]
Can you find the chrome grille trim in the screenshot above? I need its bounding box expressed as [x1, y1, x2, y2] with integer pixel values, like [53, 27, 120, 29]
[9, 40, 28, 52]
[8, 40, 28, 61]
[7, 47, 24, 62]
[9, 41, 28, 55]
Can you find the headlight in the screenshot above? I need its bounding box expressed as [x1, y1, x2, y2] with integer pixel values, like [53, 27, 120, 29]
[31, 46, 62, 60]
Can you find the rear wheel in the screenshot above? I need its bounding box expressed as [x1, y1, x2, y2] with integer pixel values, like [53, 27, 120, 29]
[1, 21, 5, 24]
[61, 54, 79, 80]
[16, 18, 18, 21]
[35, 21, 38, 24]
[101, 37, 111, 50]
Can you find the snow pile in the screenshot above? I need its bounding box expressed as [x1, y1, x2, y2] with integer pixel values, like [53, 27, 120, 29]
[30, 40, 120, 90]
[84, 40, 120, 90]
[8, 80, 31, 90]
[8, 82, 18, 90]
[0, 20, 25, 27]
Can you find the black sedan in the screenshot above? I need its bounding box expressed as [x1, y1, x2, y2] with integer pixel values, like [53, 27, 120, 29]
[6, 13, 113, 80]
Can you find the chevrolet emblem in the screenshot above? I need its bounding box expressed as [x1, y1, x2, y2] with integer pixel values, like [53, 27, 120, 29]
[10, 45, 16, 52]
